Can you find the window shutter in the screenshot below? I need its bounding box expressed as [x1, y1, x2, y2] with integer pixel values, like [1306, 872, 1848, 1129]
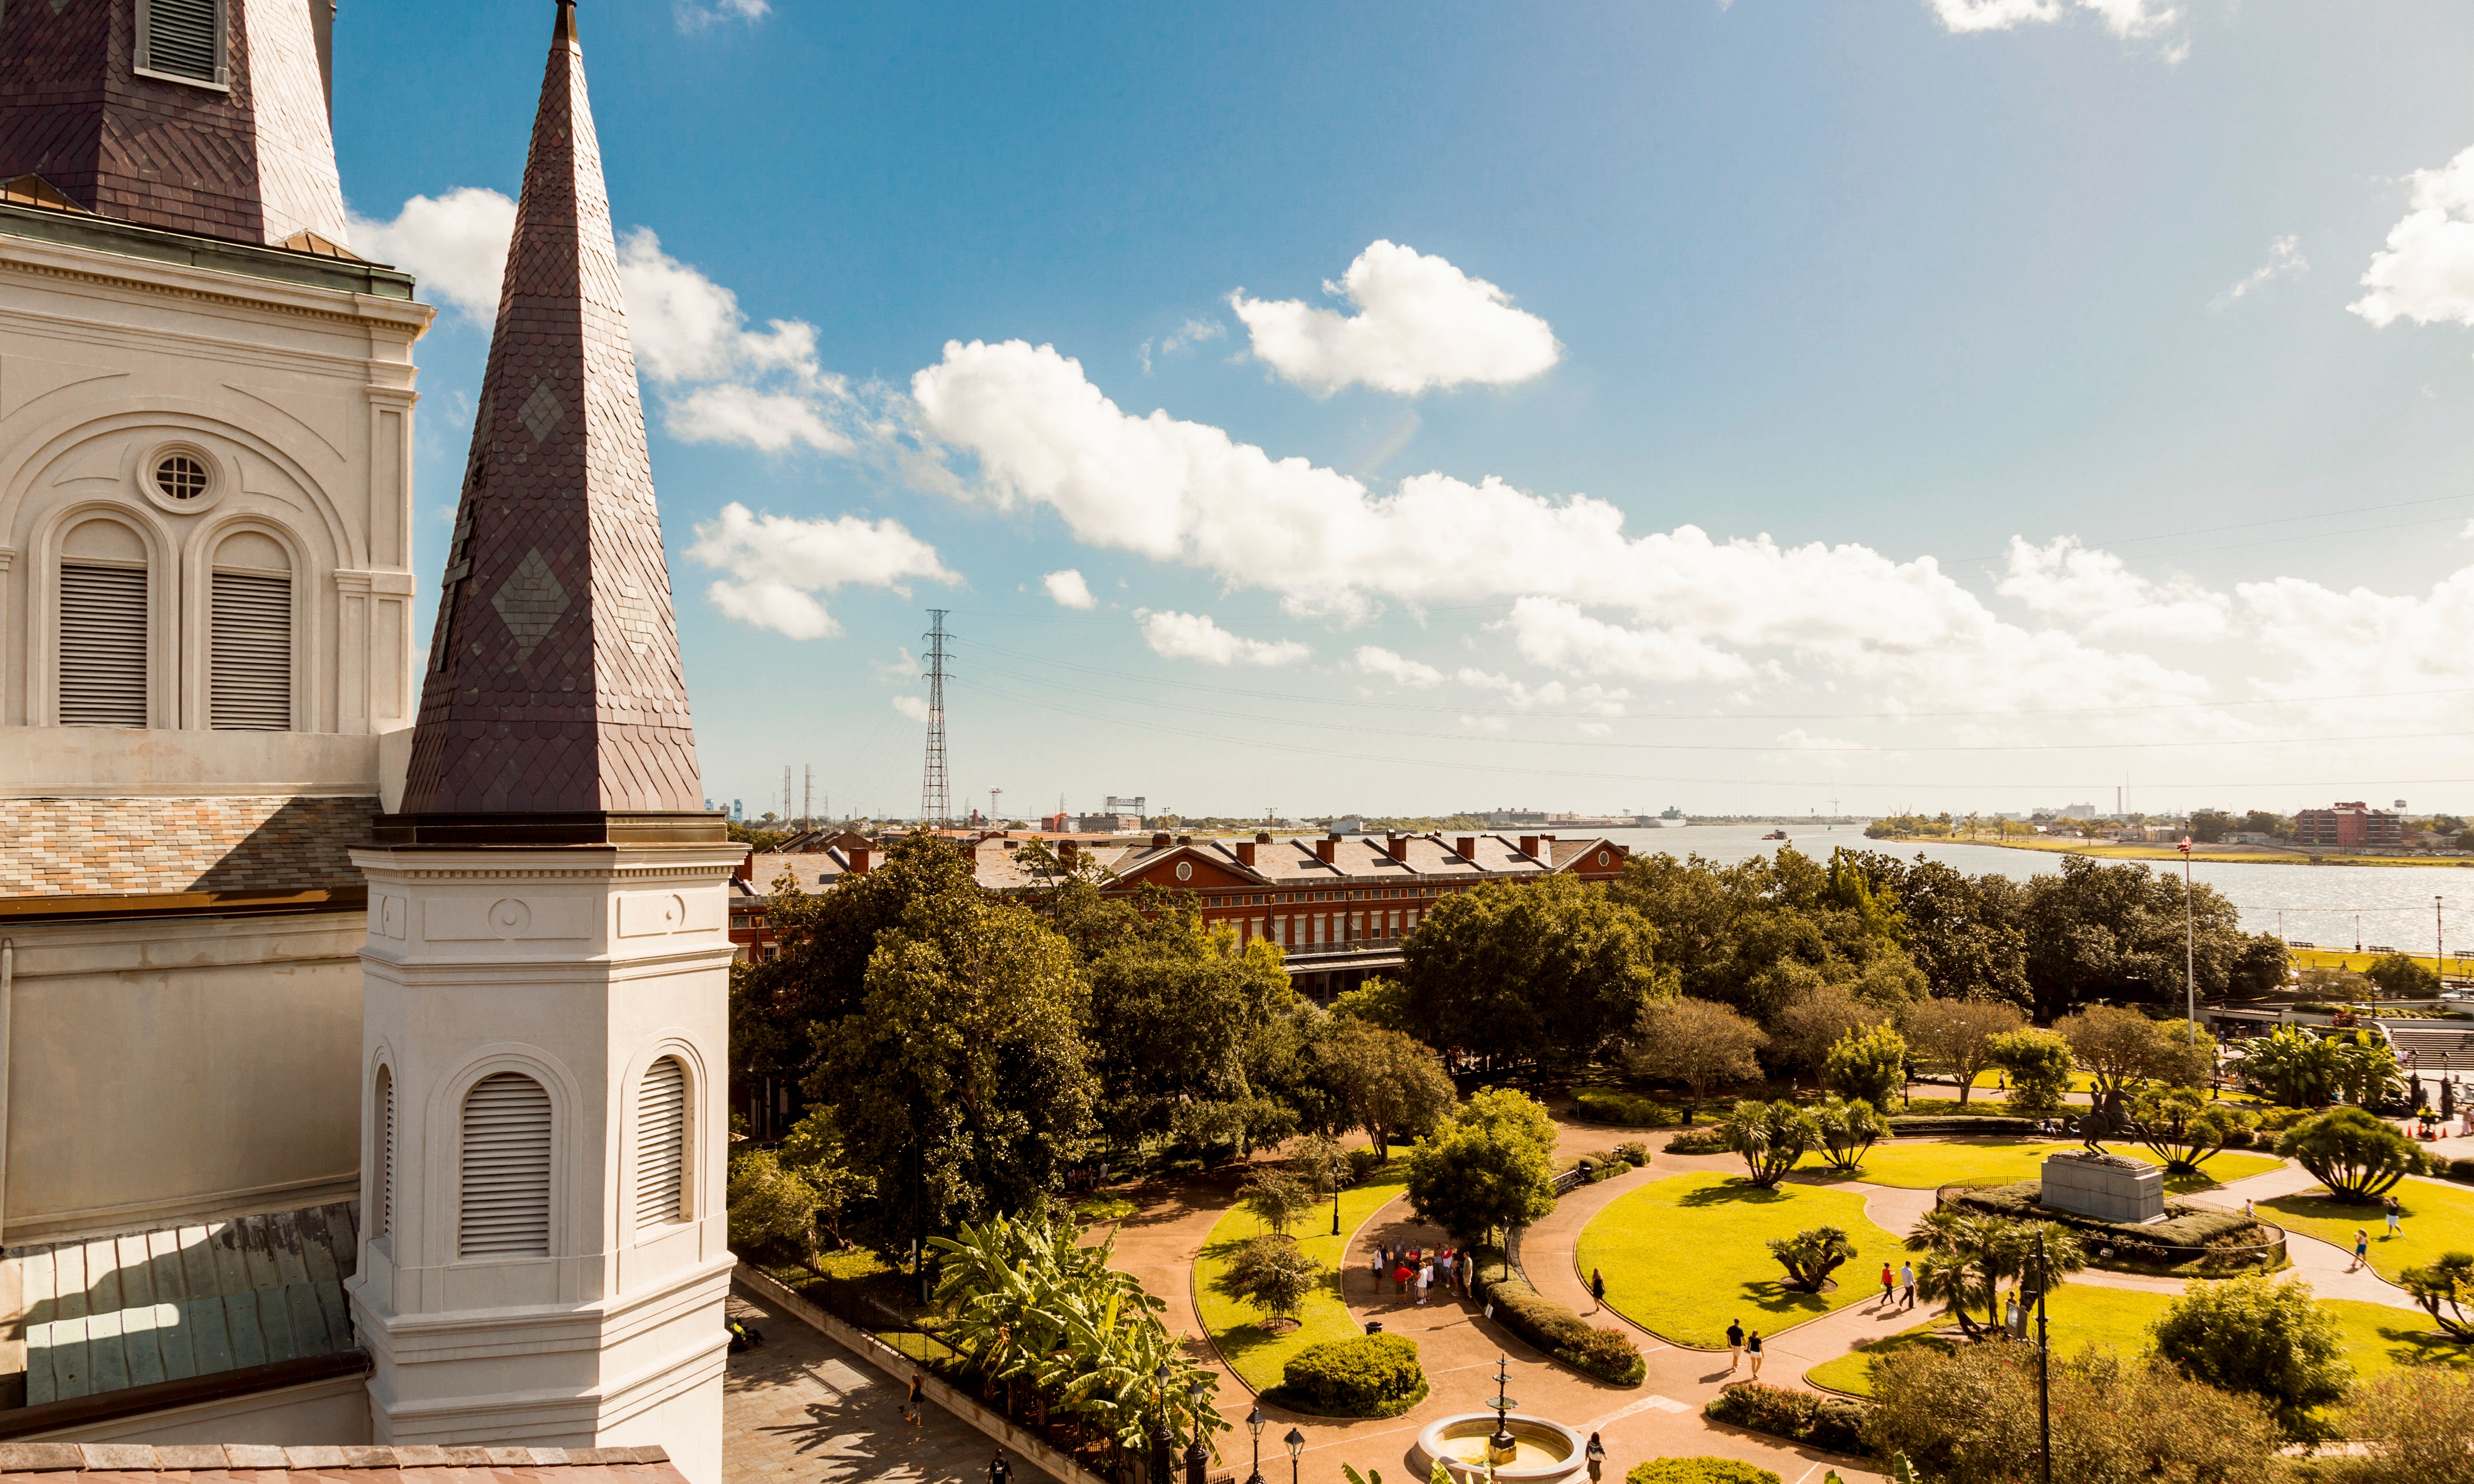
[210, 571, 291, 730]
[58, 564, 148, 727]
[635, 1058, 687, 1228]
[141, 0, 222, 81]
[373, 1067, 395, 1240]
[459, 1073, 551, 1258]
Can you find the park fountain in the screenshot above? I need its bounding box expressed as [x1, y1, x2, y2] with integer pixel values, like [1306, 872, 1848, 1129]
[1411, 1358, 1588, 1483]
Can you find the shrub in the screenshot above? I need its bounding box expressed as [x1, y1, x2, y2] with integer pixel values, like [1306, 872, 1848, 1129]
[2449, 1157, 2474, 1185]
[2253, 1105, 2313, 1134]
[2277, 1105, 2423, 1200]
[1346, 1146, 1385, 1182]
[1477, 1269, 1644, 1385]
[2330, 1367, 2474, 1484]
[1949, 1181, 2260, 1248]
[2149, 1273, 2351, 1436]
[1574, 1086, 1679, 1127]
[1281, 1333, 1425, 1416]
[1666, 1125, 1731, 1155]
[1887, 1115, 2039, 1136]
[1985, 1028, 2073, 1114]
[1613, 1141, 1650, 1166]
[1811, 1095, 1886, 1172]
[1703, 1382, 1868, 1453]
[1215, 1233, 1324, 1330]
[1825, 1023, 1910, 1111]
[1767, 1226, 1856, 1293]
[1626, 1460, 1781, 1484]
[1724, 1099, 1819, 1188]
[1073, 1194, 1138, 1223]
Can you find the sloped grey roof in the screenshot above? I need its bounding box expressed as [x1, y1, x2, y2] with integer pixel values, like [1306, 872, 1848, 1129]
[16, 1201, 358, 1404]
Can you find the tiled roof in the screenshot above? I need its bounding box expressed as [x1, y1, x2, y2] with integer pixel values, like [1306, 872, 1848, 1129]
[0, 1443, 681, 1480]
[0, 797, 375, 897]
[397, 4, 702, 819]
[15, 1202, 359, 1405]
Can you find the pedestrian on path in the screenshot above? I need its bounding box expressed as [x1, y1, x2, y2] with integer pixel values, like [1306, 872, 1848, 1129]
[1747, 1330, 1764, 1378]
[1591, 1268, 1606, 1310]
[1418, 1261, 1433, 1305]
[1726, 1320, 1744, 1373]
[906, 1373, 925, 1427]
[1900, 1261, 1916, 1310]
[1878, 1263, 1896, 1306]
[2384, 1195, 2402, 1237]
[1585, 1433, 1607, 1483]
[2350, 1228, 2370, 1273]
[2243, 1198, 2254, 1221]
[987, 1455, 1012, 1484]
[1371, 1247, 1385, 1290]
[1394, 1262, 1412, 1297]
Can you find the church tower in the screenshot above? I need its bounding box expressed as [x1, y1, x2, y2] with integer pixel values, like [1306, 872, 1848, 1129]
[346, 5, 736, 1479]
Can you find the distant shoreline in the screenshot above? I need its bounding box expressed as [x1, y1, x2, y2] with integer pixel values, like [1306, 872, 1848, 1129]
[1862, 833, 2474, 869]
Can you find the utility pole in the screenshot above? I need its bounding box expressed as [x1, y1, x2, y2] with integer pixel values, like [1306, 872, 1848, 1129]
[2439, 896, 2446, 988]
[802, 764, 813, 829]
[920, 610, 951, 828]
[782, 764, 792, 825]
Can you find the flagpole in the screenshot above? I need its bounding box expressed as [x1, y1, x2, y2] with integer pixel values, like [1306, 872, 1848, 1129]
[2181, 835, 2196, 1041]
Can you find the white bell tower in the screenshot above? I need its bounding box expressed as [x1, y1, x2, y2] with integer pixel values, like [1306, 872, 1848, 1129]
[344, 5, 740, 1480]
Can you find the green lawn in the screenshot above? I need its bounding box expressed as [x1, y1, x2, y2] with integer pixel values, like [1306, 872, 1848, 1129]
[1833, 1140, 2286, 1194]
[1808, 1286, 2465, 1397]
[2259, 1177, 2474, 1283]
[1191, 1162, 1412, 1392]
[1576, 1171, 1906, 1348]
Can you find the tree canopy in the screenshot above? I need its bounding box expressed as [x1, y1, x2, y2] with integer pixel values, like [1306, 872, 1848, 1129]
[1401, 872, 1669, 1068]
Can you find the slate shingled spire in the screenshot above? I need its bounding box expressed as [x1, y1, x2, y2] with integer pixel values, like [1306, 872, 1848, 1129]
[389, 0, 715, 843]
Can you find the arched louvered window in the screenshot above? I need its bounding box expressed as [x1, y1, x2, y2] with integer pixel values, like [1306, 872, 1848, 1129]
[459, 1072, 551, 1258]
[210, 531, 292, 730]
[372, 1066, 395, 1240]
[57, 518, 150, 728]
[636, 1056, 687, 1229]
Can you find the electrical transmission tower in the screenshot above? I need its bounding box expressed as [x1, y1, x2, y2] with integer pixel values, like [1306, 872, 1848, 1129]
[920, 610, 952, 827]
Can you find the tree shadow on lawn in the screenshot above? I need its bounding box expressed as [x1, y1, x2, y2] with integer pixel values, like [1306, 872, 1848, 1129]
[2365, 1319, 2473, 1370]
[1655, 1180, 1856, 1328]
[1195, 1233, 1346, 1378]
[1673, 1179, 1798, 1208]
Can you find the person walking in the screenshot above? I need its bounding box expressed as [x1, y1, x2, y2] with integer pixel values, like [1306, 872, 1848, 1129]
[1747, 1330, 1764, 1378]
[2384, 1195, 2403, 1237]
[1394, 1261, 1411, 1297]
[1900, 1261, 1917, 1310]
[906, 1372, 925, 1427]
[1590, 1268, 1606, 1311]
[1585, 1433, 1608, 1483]
[1417, 1260, 1433, 1306]
[1878, 1262, 1896, 1306]
[1725, 1320, 1744, 1374]
[2349, 1228, 2370, 1273]
[987, 1455, 1013, 1484]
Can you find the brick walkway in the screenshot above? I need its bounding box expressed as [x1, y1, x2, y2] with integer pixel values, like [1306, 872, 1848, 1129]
[722, 1288, 1049, 1484]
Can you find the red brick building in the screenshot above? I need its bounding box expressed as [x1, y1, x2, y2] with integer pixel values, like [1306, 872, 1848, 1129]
[2295, 802, 2403, 849]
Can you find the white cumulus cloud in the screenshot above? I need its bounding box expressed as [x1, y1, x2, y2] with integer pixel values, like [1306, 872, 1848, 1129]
[1354, 645, 1445, 688]
[1503, 598, 1757, 684]
[1135, 610, 1311, 667]
[891, 694, 933, 723]
[2211, 236, 2308, 310]
[2353, 146, 2474, 330]
[663, 385, 849, 453]
[1229, 240, 1560, 396]
[686, 502, 957, 640]
[346, 187, 517, 319]
[674, 0, 767, 31]
[1926, 0, 2184, 57]
[1997, 537, 2231, 642]
[1454, 668, 1632, 714]
[1042, 569, 1097, 609]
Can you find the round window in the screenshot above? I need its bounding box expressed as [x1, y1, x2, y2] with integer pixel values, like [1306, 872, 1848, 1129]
[154, 453, 209, 501]
[1597, 851, 1610, 866]
[1175, 860, 1193, 882]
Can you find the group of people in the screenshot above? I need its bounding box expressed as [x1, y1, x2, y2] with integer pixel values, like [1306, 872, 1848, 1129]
[1875, 1260, 1919, 1310]
[1374, 1240, 1474, 1304]
[2346, 1194, 2409, 1272]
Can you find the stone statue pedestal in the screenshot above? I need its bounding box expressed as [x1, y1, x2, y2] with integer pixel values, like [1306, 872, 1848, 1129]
[2040, 1153, 2164, 1223]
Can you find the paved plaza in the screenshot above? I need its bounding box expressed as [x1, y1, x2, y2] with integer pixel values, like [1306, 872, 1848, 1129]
[722, 1288, 1050, 1484]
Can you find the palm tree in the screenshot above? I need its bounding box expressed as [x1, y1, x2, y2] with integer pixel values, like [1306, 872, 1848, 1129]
[1904, 1210, 2084, 1336]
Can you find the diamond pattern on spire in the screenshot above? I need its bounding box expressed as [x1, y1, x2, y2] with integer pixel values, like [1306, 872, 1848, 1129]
[394, 0, 707, 822]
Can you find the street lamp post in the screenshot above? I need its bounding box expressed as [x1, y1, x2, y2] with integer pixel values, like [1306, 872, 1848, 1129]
[2179, 834, 2196, 1039]
[2035, 1229, 2053, 1484]
[1185, 1382, 1209, 1484]
[1245, 1405, 1265, 1484]
[1152, 1364, 1173, 1484]
[1285, 1426, 1306, 1484]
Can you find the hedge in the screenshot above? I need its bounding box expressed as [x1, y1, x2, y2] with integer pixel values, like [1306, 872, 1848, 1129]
[1665, 1125, 1732, 1155]
[2447, 1157, 2474, 1185]
[1885, 1115, 2039, 1136]
[1279, 1333, 1427, 1417]
[1574, 1087, 1683, 1127]
[1949, 1180, 2257, 1247]
[1702, 1382, 1870, 1454]
[1626, 1460, 1782, 1484]
[1476, 1267, 1646, 1386]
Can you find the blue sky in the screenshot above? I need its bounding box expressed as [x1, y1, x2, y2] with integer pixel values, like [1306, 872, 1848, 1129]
[338, 0, 2474, 822]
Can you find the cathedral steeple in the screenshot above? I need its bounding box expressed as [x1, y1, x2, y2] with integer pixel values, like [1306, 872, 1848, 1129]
[388, 0, 716, 842]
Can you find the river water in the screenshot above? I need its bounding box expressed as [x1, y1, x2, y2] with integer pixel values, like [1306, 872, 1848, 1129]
[1586, 823, 2474, 960]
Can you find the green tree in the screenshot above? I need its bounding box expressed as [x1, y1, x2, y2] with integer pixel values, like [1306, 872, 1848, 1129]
[1622, 996, 1767, 1123]
[1724, 1098, 1818, 1189]
[2017, 854, 2286, 1019]
[1863, 1343, 2283, 1484]
[1767, 983, 1889, 1086]
[1331, 975, 1417, 1033]
[2276, 1106, 2423, 1200]
[1903, 1209, 2084, 1336]
[1401, 873, 1669, 1070]
[1404, 1087, 1559, 1244]
[2334, 1367, 2474, 1484]
[1810, 1095, 1886, 1173]
[726, 1148, 831, 1271]
[1216, 1234, 1324, 1330]
[809, 880, 1097, 1232]
[2364, 952, 2441, 998]
[2057, 1005, 2214, 1099]
[1834, 851, 2032, 1009]
[2128, 1085, 2252, 1173]
[1613, 846, 1923, 1025]
[1314, 1019, 1456, 1160]
[1238, 1167, 1317, 1237]
[2398, 1251, 2474, 1341]
[1084, 905, 1297, 1154]
[2149, 1273, 2351, 1436]
[1985, 1028, 2073, 1114]
[1823, 1023, 1909, 1112]
[1900, 998, 2025, 1104]
[773, 1103, 874, 1248]
[2231, 1022, 2351, 1107]
[1767, 1226, 1856, 1293]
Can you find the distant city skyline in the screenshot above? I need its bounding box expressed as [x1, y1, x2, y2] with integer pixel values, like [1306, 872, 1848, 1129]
[336, 1, 2474, 817]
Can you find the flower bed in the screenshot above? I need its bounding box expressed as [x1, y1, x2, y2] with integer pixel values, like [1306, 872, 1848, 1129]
[1703, 1381, 1870, 1453]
